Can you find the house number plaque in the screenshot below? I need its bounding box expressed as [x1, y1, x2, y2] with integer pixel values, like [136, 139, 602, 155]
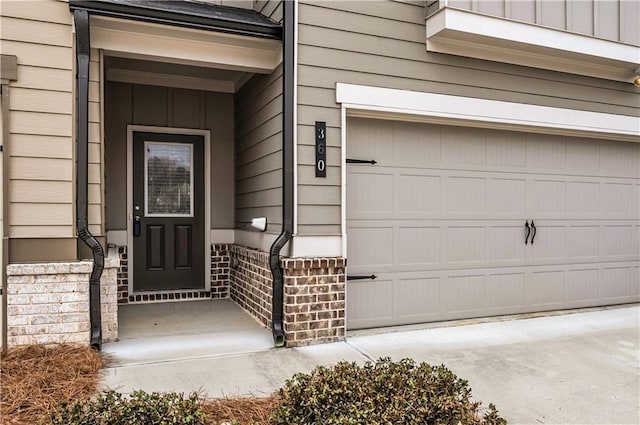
[315, 121, 326, 177]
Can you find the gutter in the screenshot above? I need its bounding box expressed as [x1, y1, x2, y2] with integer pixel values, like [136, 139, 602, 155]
[269, 0, 295, 348]
[74, 10, 105, 350]
[69, 0, 282, 40]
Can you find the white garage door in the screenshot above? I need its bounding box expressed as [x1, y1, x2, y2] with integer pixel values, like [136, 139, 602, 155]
[346, 118, 640, 330]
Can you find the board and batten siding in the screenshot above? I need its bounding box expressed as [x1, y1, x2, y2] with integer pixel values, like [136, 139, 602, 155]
[235, 64, 283, 234]
[0, 1, 77, 239]
[104, 82, 235, 232]
[446, 0, 639, 45]
[295, 0, 640, 236]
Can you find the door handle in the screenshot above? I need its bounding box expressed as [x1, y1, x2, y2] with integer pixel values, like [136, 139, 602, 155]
[524, 220, 531, 245]
[530, 221, 537, 244]
[134, 215, 141, 237]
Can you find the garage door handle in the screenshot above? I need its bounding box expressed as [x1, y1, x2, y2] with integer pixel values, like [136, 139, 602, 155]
[346, 158, 377, 165]
[347, 274, 378, 281]
[524, 221, 531, 244]
[530, 221, 537, 244]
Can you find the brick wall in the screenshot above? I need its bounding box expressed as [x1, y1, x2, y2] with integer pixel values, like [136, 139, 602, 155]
[117, 246, 128, 304]
[229, 245, 272, 328]
[5, 254, 119, 346]
[282, 258, 346, 347]
[211, 244, 230, 299]
[227, 245, 346, 347]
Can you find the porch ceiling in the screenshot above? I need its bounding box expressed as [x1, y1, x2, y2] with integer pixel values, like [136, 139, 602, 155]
[105, 56, 253, 93]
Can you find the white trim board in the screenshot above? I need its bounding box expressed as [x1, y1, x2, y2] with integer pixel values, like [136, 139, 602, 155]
[336, 83, 640, 142]
[90, 16, 282, 74]
[426, 7, 640, 83]
[126, 125, 212, 294]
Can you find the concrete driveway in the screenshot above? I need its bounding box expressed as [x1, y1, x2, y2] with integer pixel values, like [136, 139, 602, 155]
[102, 304, 640, 424]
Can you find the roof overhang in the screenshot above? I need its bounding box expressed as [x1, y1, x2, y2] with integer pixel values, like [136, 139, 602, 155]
[426, 7, 640, 83]
[69, 0, 281, 39]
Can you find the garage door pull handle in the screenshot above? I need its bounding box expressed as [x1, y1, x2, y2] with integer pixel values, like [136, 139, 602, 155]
[530, 221, 537, 244]
[346, 158, 377, 165]
[347, 274, 378, 281]
[524, 220, 531, 244]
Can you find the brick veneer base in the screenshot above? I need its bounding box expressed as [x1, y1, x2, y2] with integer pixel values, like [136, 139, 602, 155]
[282, 258, 346, 347]
[6, 253, 119, 346]
[229, 245, 272, 328]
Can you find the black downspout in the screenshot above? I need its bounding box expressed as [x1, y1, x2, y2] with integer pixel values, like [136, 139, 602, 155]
[74, 9, 104, 350]
[269, 0, 295, 348]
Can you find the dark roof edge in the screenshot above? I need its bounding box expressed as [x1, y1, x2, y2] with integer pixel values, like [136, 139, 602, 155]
[69, 1, 282, 40]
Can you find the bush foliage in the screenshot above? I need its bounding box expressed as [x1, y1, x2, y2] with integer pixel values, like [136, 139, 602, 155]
[272, 357, 507, 425]
[50, 390, 208, 425]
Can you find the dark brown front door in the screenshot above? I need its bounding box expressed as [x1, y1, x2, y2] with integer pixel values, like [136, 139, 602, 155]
[132, 131, 205, 291]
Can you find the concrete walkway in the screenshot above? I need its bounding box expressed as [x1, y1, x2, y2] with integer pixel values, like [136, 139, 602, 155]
[102, 304, 640, 424]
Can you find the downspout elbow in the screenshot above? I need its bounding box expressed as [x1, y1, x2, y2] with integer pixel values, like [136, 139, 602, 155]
[269, 230, 291, 347]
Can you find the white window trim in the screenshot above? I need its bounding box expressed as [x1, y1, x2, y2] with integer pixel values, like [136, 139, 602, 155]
[127, 126, 212, 295]
[426, 7, 640, 83]
[337, 82, 640, 259]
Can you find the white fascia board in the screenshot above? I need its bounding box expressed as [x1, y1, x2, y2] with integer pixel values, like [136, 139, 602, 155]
[90, 16, 282, 74]
[426, 7, 640, 83]
[336, 83, 640, 142]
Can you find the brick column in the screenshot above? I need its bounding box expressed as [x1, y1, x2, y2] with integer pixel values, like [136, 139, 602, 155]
[6, 254, 119, 346]
[282, 258, 346, 347]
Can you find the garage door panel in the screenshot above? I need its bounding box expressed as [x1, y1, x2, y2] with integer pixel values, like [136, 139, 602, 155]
[397, 174, 441, 212]
[487, 129, 527, 167]
[397, 226, 440, 265]
[566, 269, 599, 303]
[599, 267, 637, 302]
[488, 178, 526, 214]
[488, 226, 527, 262]
[600, 225, 633, 258]
[531, 225, 566, 260]
[566, 138, 600, 172]
[445, 176, 486, 212]
[601, 182, 634, 217]
[567, 181, 600, 215]
[393, 121, 441, 163]
[446, 226, 486, 264]
[487, 273, 526, 309]
[526, 134, 567, 170]
[600, 143, 639, 178]
[393, 276, 440, 322]
[528, 179, 566, 214]
[349, 172, 393, 212]
[526, 270, 565, 309]
[441, 126, 487, 166]
[347, 279, 394, 329]
[566, 226, 599, 258]
[347, 226, 393, 269]
[443, 274, 486, 315]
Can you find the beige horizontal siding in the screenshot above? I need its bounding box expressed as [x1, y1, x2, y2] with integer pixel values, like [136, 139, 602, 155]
[3, 0, 75, 239]
[235, 63, 283, 232]
[10, 134, 72, 159]
[295, 0, 640, 236]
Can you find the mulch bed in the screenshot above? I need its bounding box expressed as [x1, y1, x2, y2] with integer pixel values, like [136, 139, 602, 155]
[0, 344, 106, 425]
[0, 344, 277, 425]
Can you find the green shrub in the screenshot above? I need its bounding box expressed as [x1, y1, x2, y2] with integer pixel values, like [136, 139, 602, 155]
[272, 357, 507, 425]
[49, 390, 208, 425]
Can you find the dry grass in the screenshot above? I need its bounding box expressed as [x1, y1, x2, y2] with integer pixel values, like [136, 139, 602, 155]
[201, 395, 279, 425]
[0, 344, 106, 425]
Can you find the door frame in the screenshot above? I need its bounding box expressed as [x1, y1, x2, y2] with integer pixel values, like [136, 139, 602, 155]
[127, 125, 211, 296]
